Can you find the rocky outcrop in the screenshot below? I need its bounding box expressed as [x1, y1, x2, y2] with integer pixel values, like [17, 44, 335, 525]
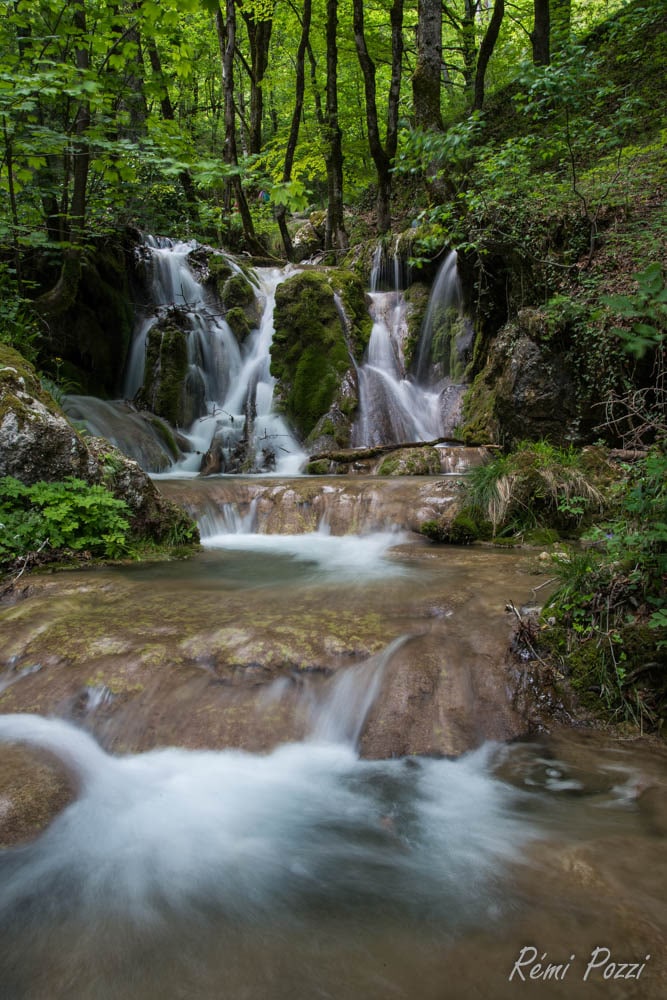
[460, 309, 594, 446]
[270, 269, 371, 448]
[159, 474, 463, 535]
[1, 345, 99, 484]
[196, 250, 262, 341]
[135, 309, 205, 428]
[0, 345, 197, 545]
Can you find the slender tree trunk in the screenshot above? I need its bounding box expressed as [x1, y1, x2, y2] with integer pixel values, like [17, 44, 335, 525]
[412, 0, 443, 130]
[472, 0, 504, 112]
[459, 1, 478, 92]
[216, 1, 264, 255]
[276, 0, 311, 259]
[353, 0, 403, 234]
[146, 40, 199, 219]
[69, 1, 90, 242]
[242, 7, 273, 155]
[531, 0, 551, 66]
[324, 0, 347, 252]
[551, 0, 571, 51]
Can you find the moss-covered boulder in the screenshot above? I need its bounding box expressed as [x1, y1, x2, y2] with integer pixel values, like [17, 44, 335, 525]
[33, 244, 134, 397]
[270, 270, 369, 444]
[136, 310, 205, 428]
[0, 344, 98, 484]
[377, 446, 442, 476]
[0, 346, 197, 550]
[192, 248, 261, 341]
[403, 282, 432, 372]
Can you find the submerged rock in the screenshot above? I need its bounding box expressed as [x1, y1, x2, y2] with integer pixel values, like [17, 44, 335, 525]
[0, 744, 74, 848]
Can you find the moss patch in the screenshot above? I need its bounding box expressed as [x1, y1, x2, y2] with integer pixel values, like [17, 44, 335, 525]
[137, 313, 189, 427]
[271, 271, 353, 439]
[377, 446, 441, 476]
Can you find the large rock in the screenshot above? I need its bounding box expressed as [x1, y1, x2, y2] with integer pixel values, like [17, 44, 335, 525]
[0, 345, 98, 484]
[0, 345, 197, 545]
[460, 310, 593, 446]
[135, 309, 206, 428]
[270, 270, 370, 447]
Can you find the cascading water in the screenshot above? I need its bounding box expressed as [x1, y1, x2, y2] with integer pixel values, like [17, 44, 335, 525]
[352, 248, 470, 448]
[64, 239, 305, 476]
[415, 250, 473, 384]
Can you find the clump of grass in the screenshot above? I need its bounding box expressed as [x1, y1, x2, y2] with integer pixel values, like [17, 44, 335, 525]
[464, 441, 605, 537]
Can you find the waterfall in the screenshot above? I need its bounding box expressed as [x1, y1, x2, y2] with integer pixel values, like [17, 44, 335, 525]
[309, 636, 410, 745]
[352, 248, 469, 448]
[415, 251, 473, 384]
[64, 240, 306, 476]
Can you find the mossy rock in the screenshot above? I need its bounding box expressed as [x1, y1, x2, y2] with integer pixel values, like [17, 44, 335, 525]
[459, 374, 499, 445]
[403, 282, 431, 371]
[137, 312, 191, 427]
[420, 512, 479, 545]
[271, 271, 355, 440]
[37, 246, 134, 397]
[206, 253, 234, 292]
[305, 459, 331, 475]
[377, 446, 441, 477]
[329, 270, 372, 361]
[221, 272, 255, 310]
[226, 306, 252, 341]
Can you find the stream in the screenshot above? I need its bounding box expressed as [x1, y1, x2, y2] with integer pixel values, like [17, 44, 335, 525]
[0, 486, 666, 999]
[1, 240, 665, 997]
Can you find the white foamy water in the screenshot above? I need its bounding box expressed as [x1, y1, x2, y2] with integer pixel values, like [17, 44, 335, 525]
[0, 714, 532, 933]
[201, 528, 410, 579]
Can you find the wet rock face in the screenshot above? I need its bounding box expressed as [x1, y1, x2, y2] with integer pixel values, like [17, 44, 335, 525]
[0, 346, 196, 545]
[460, 316, 587, 447]
[135, 309, 206, 428]
[0, 745, 73, 848]
[0, 345, 99, 485]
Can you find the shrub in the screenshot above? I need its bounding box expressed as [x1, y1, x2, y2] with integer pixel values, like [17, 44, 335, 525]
[0, 477, 133, 566]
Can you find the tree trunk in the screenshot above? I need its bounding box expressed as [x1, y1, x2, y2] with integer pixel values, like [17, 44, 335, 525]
[276, 0, 311, 260]
[551, 0, 571, 50]
[531, 0, 551, 66]
[216, 1, 265, 255]
[353, 0, 403, 234]
[472, 0, 504, 112]
[69, 1, 90, 242]
[324, 0, 347, 252]
[461, 1, 478, 92]
[412, 0, 443, 130]
[146, 41, 199, 219]
[242, 7, 273, 155]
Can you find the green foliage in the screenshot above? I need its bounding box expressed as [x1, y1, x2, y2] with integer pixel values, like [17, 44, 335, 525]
[601, 263, 667, 358]
[0, 476, 132, 565]
[543, 449, 667, 727]
[0, 265, 40, 363]
[463, 441, 604, 537]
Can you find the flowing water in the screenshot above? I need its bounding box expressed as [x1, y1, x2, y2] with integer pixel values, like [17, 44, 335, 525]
[4, 240, 666, 996]
[64, 239, 305, 476]
[64, 239, 473, 468]
[352, 250, 469, 448]
[1, 480, 666, 999]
